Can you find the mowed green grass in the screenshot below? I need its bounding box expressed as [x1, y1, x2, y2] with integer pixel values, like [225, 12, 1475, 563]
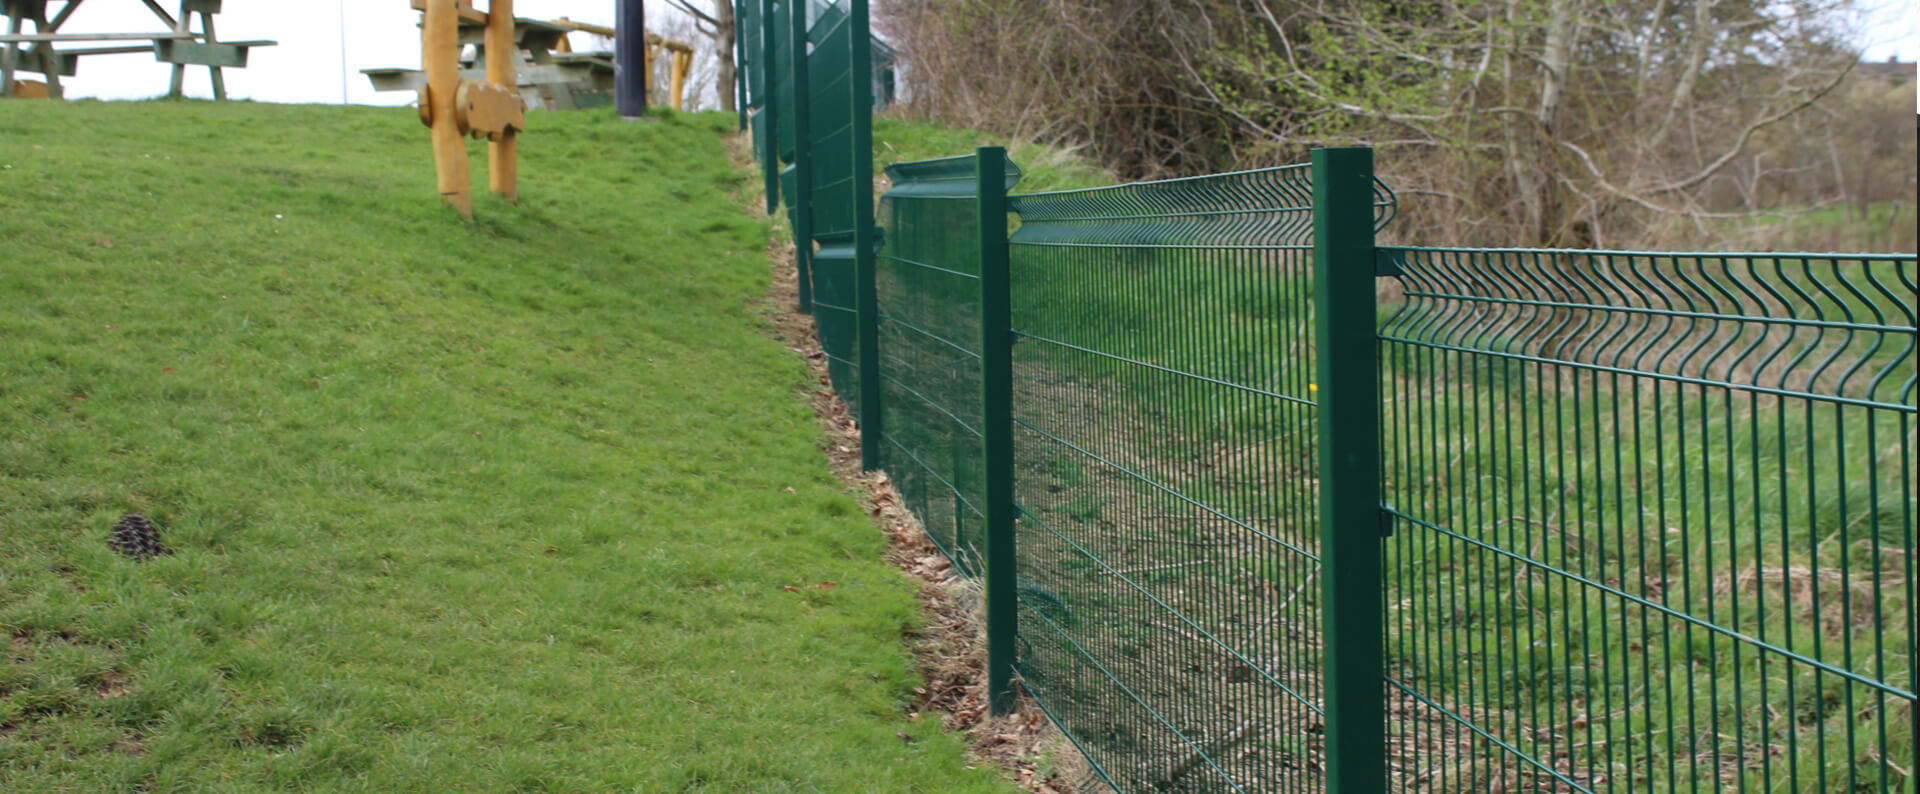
[0, 101, 1013, 793]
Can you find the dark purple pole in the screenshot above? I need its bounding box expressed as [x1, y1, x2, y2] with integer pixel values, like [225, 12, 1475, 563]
[615, 0, 646, 117]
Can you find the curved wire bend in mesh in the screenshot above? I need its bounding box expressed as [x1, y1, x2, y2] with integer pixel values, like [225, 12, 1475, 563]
[1381, 249, 1918, 409]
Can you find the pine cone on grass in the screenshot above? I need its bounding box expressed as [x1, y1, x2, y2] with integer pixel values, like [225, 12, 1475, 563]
[107, 514, 171, 561]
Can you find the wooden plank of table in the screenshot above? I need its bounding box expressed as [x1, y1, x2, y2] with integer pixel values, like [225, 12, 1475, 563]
[154, 40, 251, 68]
[12, 46, 76, 76]
[0, 32, 195, 43]
[41, 44, 153, 58]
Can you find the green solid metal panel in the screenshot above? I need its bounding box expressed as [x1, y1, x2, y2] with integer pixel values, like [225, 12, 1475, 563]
[153, 40, 249, 68]
[185, 0, 222, 13]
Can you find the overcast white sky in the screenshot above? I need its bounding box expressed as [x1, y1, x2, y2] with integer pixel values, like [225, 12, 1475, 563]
[13, 0, 1919, 105]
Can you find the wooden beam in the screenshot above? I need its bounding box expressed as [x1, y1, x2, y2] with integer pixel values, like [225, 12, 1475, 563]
[485, 0, 517, 202]
[153, 39, 249, 68]
[3, 9, 22, 98]
[410, 0, 485, 25]
[0, 31, 195, 42]
[43, 44, 153, 57]
[12, 45, 74, 75]
[47, 0, 85, 31]
[197, 7, 220, 99]
[166, 0, 186, 98]
[423, 0, 472, 218]
[137, 0, 176, 29]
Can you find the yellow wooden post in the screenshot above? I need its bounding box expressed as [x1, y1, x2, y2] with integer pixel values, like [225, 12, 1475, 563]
[423, 0, 472, 219]
[669, 49, 688, 110]
[485, 0, 516, 202]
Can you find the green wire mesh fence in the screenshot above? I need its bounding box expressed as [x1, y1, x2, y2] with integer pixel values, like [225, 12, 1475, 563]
[1379, 248, 1917, 792]
[873, 154, 1015, 569]
[1005, 164, 1390, 792]
[736, 3, 1918, 790]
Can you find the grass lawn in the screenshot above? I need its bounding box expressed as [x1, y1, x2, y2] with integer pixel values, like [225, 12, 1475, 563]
[0, 101, 1013, 793]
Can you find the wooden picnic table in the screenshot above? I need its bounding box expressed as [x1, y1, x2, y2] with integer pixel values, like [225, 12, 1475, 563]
[1, 0, 274, 99]
[364, 6, 692, 111]
[363, 14, 615, 110]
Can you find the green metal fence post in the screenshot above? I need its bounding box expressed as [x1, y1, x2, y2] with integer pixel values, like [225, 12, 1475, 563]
[852, 0, 881, 470]
[976, 145, 1017, 715]
[1312, 146, 1386, 793]
[787, 0, 813, 314]
[757, 0, 777, 214]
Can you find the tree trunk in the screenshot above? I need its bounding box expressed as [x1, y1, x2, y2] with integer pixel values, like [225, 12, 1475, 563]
[715, 1, 736, 114]
[1535, 0, 1574, 244]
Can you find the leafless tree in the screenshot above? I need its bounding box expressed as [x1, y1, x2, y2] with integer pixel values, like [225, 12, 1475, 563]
[667, 0, 736, 113]
[880, 0, 1897, 249]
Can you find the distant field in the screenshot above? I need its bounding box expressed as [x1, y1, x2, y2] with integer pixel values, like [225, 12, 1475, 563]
[0, 101, 1013, 793]
[1719, 201, 1917, 254]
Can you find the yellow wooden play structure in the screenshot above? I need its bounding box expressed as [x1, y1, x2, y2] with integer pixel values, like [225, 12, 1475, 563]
[365, 12, 693, 113]
[400, 1, 696, 218]
[415, 0, 524, 219]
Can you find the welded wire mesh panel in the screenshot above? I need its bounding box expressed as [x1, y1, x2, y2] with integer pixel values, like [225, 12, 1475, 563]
[1378, 248, 1918, 792]
[1008, 167, 1332, 792]
[873, 155, 1005, 565]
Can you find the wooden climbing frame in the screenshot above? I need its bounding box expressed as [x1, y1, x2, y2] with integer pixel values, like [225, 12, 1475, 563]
[417, 0, 524, 219]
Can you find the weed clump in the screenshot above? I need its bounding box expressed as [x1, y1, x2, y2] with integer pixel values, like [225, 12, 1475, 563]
[107, 514, 170, 561]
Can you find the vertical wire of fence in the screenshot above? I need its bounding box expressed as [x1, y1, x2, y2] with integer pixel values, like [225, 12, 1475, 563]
[1378, 247, 1917, 793]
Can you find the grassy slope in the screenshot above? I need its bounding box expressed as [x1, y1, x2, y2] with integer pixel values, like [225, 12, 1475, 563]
[0, 101, 1011, 793]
